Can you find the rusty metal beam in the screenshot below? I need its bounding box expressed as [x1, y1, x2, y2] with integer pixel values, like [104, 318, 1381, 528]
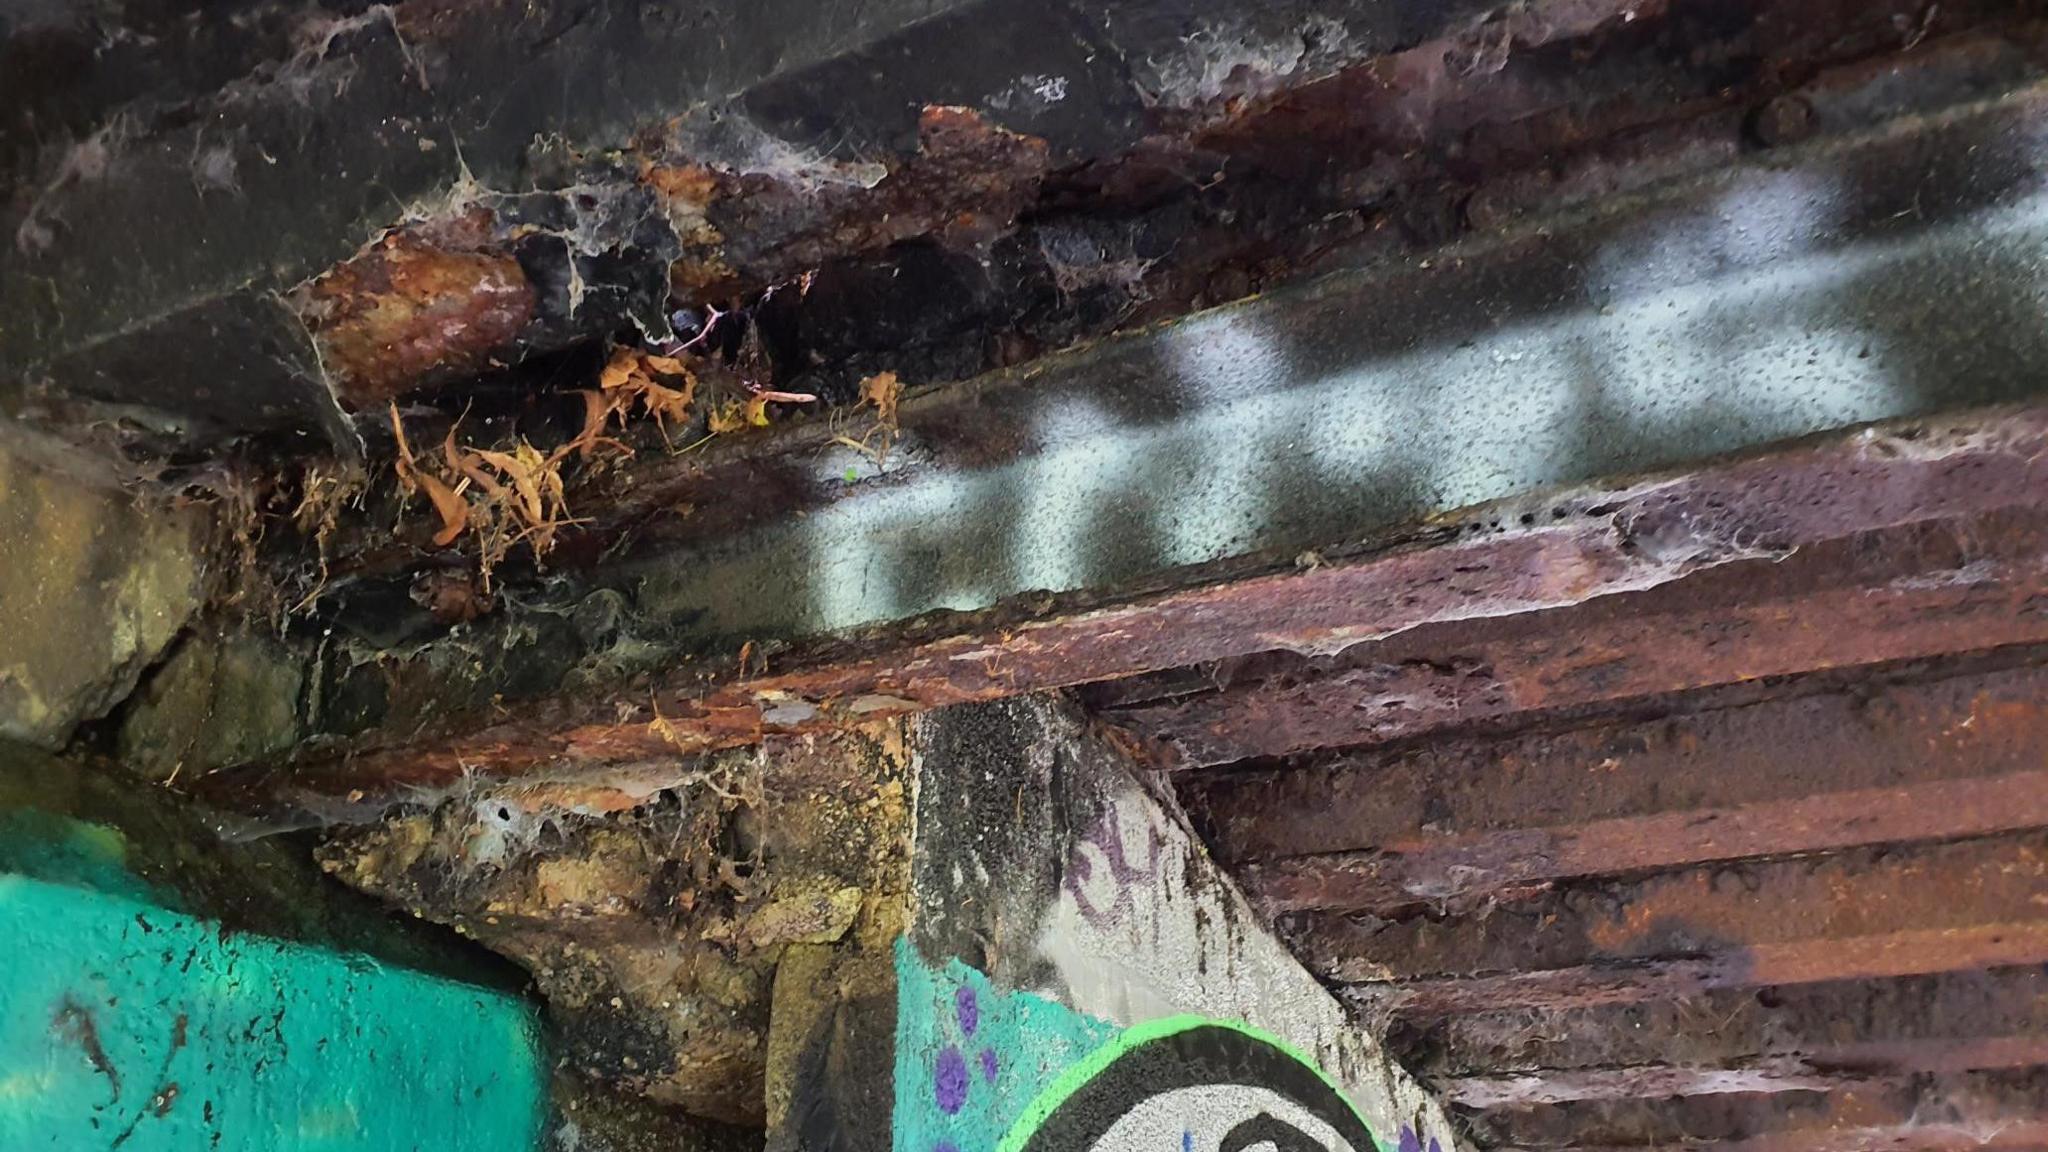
[1205, 657, 2048, 914]
[1504, 1125, 2048, 1152]
[196, 406, 2048, 819]
[1195, 653, 2048, 861]
[1469, 1070, 2048, 1152]
[1314, 833, 2048, 1014]
[1439, 1038, 2048, 1109]
[1249, 769, 2048, 916]
[1440, 1061, 1855, 1110]
[1099, 510, 2048, 769]
[1345, 924, 2048, 1019]
[1399, 966, 2048, 1083]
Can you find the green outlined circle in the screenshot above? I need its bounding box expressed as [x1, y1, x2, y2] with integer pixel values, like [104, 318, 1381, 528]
[995, 1017, 1390, 1152]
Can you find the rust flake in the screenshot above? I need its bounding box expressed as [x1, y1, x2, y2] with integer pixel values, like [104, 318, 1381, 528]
[685, 105, 1051, 299]
[293, 216, 537, 408]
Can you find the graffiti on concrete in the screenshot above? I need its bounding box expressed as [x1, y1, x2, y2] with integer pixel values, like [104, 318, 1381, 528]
[1064, 803, 1162, 930]
[997, 1018, 1389, 1152]
[894, 939, 1117, 1152]
[894, 942, 1404, 1152]
[0, 874, 547, 1151]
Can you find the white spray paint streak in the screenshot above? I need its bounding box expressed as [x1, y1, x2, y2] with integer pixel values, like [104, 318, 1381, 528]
[1157, 312, 1295, 565]
[768, 180, 2048, 636]
[804, 469, 979, 629]
[1013, 395, 1146, 595]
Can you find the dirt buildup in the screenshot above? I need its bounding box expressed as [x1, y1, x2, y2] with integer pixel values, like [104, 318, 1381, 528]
[314, 724, 914, 1126]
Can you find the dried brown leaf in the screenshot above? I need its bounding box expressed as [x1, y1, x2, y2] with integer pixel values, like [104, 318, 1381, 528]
[416, 470, 469, 547]
[742, 393, 772, 427]
[640, 378, 694, 428]
[470, 447, 543, 525]
[857, 371, 902, 426]
[445, 425, 510, 502]
[708, 401, 748, 434]
[563, 390, 629, 461]
[600, 348, 641, 391]
[389, 401, 419, 488]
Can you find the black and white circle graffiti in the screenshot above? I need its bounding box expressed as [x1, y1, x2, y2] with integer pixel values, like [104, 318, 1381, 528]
[1000, 1021, 1393, 1152]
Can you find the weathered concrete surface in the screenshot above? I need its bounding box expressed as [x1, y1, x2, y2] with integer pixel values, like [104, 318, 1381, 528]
[0, 736, 554, 1149]
[0, 739, 517, 986]
[118, 631, 302, 782]
[904, 696, 1459, 1152]
[307, 694, 1463, 1147]
[317, 725, 913, 1127]
[548, 1072, 761, 1152]
[0, 873, 550, 1151]
[0, 431, 203, 749]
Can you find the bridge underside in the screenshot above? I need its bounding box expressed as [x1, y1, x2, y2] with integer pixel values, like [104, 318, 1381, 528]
[7, 0, 2048, 1148]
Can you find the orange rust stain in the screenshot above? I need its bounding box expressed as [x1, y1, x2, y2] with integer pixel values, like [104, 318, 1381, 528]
[640, 161, 735, 296]
[640, 162, 723, 213]
[294, 224, 537, 408]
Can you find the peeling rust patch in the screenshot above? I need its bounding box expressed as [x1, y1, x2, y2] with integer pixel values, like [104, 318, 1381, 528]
[315, 722, 911, 1123]
[1200, 654, 2048, 916]
[671, 104, 1053, 298]
[293, 215, 537, 408]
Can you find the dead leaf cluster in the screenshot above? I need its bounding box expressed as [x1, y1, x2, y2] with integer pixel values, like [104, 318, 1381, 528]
[595, 347, 698, 450]
[708, 387, 821, 434]
[594, 345, 813, 445]
[386, 342, 836, 580]
[829, 371, 904, 470]
[389, 402, 579, 586]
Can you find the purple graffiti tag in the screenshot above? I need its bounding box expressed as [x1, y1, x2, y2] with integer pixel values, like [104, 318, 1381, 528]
[934, 1046, 969, 1114]
[1064, 803, 1165, 928]
[1398, 1127, 1423, 1152]
[936, 1142, 959, 1152]
[954, 986, 979, 1036]
[979, 1047, 998, 1083]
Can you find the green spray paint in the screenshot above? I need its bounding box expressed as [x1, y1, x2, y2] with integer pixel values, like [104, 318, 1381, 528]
[0, 873, 548, 1150]
[992, 1016, 1394, 1152]
[892, 944, 1403, 1152]
[892, 939, 1115, 1152]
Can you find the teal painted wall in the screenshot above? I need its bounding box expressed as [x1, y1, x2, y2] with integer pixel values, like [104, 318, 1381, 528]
[892, 940, 1115, 1152]
[891, 941, 1434, 1152]
[0, 809, 549, 1151]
